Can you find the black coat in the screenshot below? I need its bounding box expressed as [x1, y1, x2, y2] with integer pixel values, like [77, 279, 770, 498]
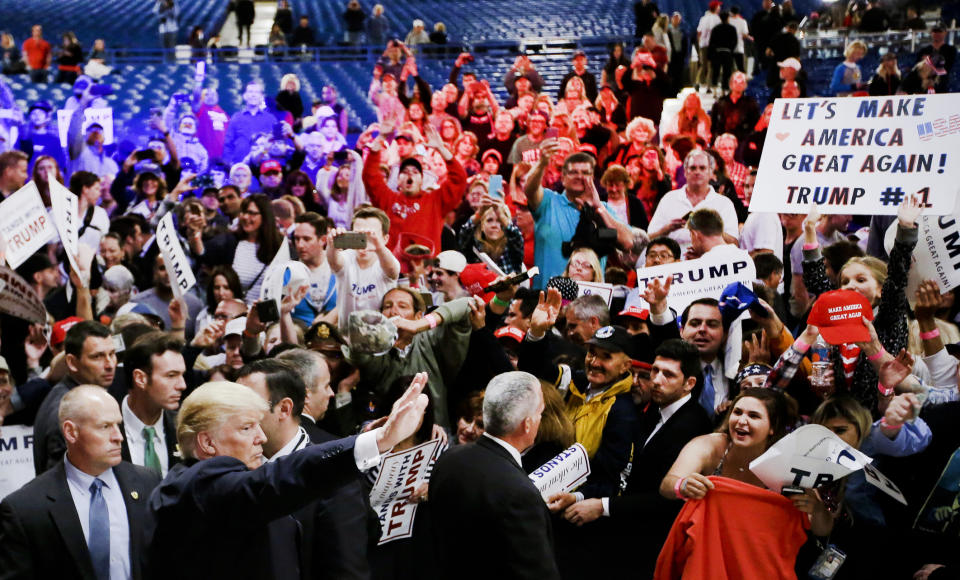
[143, 436, 361, 579]
[119, 409, 181, 472]
[0, 461, 160, 579]
[430, 436, 561, 579]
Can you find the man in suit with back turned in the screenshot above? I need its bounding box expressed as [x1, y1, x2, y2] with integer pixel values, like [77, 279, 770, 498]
[430, 371, 561, 579]
[0, 385, 161, 579]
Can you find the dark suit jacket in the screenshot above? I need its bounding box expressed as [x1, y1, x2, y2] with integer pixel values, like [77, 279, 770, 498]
[606, 397, 712, 576]
[297, 423, 373, 580]
[143, 436, 360, 580]
[32, 377, 80, 475]
[120, 409, 181, 472]
[430, 436, 560, 579]
[0, 460, 161, 579]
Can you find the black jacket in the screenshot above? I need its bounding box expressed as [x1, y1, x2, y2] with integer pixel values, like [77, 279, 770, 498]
[430, 436, 561, 579]
[0, 460, 160, 579]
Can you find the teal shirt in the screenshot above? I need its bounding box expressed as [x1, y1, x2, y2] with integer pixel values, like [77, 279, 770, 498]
[531, 188, 621, 288]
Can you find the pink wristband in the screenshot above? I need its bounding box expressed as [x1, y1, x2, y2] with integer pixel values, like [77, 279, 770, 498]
[802, 242, 819, 251]
[674, 478, 687, 500]
[919, 328, 941, 340]
[793, 339, 810, 353]
[866, 348, 886, 361]
[426, 314, 439, 329]
[877, 381, 894, 397]
[880, 417, 902, 430]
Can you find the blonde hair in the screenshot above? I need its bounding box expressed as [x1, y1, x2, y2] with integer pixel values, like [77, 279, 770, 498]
[564, 247, 604, 282]
[626, 116, 656, 143]
[474, 203, 512, 258]
[812, 396, 872, 448]
[845, 40, 868, 59]
[839, 256, 887, 288]
[280, 73, 301, 92]
[177, 382, 269, 459]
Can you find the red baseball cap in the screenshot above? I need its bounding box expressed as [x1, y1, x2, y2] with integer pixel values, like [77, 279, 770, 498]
[494, 326, 525, 344]
[51, 316, 84, 347]
[260, 159, 283, 174]
[459, 263, 498, 303]
[618, 306, 649, 320]
[807, 290, 875, 345]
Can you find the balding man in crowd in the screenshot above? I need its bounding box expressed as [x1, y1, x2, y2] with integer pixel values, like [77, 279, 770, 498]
[430, 371, 560, 579]
[0, 385, 160, 578]
[33, 321, 117, 474]
[143, 374, 428, 579]
[238, 358, 372, 580]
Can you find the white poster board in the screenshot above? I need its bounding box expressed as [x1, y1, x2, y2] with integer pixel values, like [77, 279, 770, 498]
[57, 107, 114, 148]
[0, 182, 57, 269]
[369, 439, 440, 545]
[528, 443, 591, 500]
[575, 282, 614, 306]
[259, 237, 291, 308]
[752, 94, 960, 215]
[0, 425, 35, 501]
[886, 214, 960, 294]
[48, 179, 83, 284]
[626, 245, 756, 314]
[156, 213, 196, 300]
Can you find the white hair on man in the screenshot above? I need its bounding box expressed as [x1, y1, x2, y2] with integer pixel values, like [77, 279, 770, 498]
[176, 381, 269, 459]
[683, 148, 716, 173]
[482, 371, 540, 437]
[276, 348, 327, 393]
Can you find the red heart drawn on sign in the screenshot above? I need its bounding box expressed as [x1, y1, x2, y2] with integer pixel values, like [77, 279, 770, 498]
[775, 132, 790, 141]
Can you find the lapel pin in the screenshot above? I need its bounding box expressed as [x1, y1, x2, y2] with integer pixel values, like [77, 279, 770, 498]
[131, 491, 139, 500]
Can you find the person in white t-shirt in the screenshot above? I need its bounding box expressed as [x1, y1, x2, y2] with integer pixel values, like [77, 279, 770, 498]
[738, 170, 783, 261]
[647, 149, 738, 255]
[291, 212, 337, 327]
[327, 205, 400, 328]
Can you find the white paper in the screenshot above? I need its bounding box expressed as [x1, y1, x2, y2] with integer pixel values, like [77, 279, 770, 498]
[575, 282, 615, 306]
[0, 182, 57, 269]
[0, 425, 36, 501]
[369, 439, 440, 545]
[57, 107, 114, 148]
[48, 179, 83, 285]
[528, 443, 592, 500]
[752, 94, 960, 216]
[156, 213, 196, 300]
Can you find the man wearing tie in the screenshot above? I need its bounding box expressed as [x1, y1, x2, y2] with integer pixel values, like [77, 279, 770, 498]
[120, 332, 187, 476]
[0, 385, 161, 579]
[430, 371, 561, 578]
[556, 339, 712, 576]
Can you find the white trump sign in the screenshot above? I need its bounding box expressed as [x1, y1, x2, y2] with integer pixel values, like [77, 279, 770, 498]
[752, 94, 960, 216]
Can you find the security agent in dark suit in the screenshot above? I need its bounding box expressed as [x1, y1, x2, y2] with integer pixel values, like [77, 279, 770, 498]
[33, 321, 118, 475]
[119, 331, 187, 476]
[0, 385, 161, 579]
[143, 374, 429, 580]
[238, 356, 373, 580]
[558, 339, 712, 577]
[430, 371, 561, 579]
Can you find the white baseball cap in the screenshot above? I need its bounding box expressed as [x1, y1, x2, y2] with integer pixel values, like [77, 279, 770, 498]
[435, 250, 467, 274]
[225, 317, 247, 338]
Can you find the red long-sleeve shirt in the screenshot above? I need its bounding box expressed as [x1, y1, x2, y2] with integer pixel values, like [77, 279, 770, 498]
[362, 150, 466, 254]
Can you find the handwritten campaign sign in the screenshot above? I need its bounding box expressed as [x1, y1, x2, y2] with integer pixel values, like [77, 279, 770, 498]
[528, 443, 591, 500]
[49, 179, 83, 285]
[0, 266, 47, 323]
[57, 107, 114, 148]
[575, 281, 614, 306]
[369, 439, 440, 545]
[0, 425, 35, 501]
[627, 245, 756, 314]
[0, 182, 57, 269]
[752, 94, 960, 216]
[156, 213, 195, 300]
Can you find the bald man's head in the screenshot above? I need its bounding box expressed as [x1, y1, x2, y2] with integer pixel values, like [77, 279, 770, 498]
[59, 385, 124, 475]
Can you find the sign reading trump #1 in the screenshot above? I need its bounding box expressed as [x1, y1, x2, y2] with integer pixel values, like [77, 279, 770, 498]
[751, 94, 960, 216]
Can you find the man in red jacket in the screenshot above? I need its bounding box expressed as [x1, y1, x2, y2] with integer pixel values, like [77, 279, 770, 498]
[363, 125, 466, 256]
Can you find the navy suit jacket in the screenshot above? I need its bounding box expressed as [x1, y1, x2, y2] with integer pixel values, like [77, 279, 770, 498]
[143, 435, 360, 580]
[0, 460, 160, 580]
[430, 436, 560, 579]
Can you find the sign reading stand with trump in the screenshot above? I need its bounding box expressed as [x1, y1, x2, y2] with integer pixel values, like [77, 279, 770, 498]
[751, 94, 960, 216]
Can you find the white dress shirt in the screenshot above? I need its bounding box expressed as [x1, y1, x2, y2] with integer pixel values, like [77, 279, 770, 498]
[266, 427, 311, 461]
[64, 457, 131, 580]
[644, 394, 692, 447]
[121, 396, 169, 476]
[483, 432, 524, 468]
